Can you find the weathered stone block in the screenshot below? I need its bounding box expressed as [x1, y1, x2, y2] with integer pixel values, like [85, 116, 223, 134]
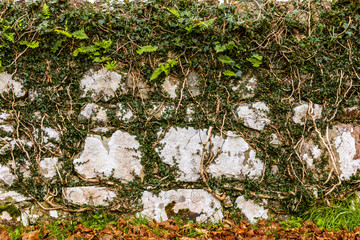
[157, 127, 206, 182]
[208, 131, 264, 179]
[141, 189, 223, 222]
[0, 72, 25, 98]
[293, 102, 322, 125]
[235, 195, 268, 224]
[236, 102, 270, 131]
[74, 130, 142, 182]
[80, 68, 126, 101]
[157, 127, 264, 181]
[64, 186, 116, 206]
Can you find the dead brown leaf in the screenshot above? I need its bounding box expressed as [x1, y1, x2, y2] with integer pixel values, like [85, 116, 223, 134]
[0, 229, 11, 240]
[21, 230, 39, 240]
[158, 220, 180, 232]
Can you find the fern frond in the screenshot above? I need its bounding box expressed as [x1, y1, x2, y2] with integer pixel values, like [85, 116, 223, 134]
[73, 45, 99, 57]
[105, 61, 118, 70]
[2, 32, 14, 43]
[54, 29, 72, 38]
[218, 55, 235, 64]
[198, 18, 216, 31]
[150, 67, 164, 81]
[136, 45, 158, 55]
[167, 8, 180, 19]
[93, 56, 111, 63]
[72, 28, 89, 40]
[19, 40, 39, 48]
[51, 39, 63, 53]
[94, 39, 112, 52]
[43, 3, 51, 19]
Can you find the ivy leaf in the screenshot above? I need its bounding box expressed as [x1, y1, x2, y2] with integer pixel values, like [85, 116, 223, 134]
[226, 41, 236, 50]
[218, 55, 235, 64]
[72, 28, 89, 39]
[198, 18, 216, 31]
[136, 45, 158, 55]
[223, 70, 236, 76]
[19, 40, 39, 48]
[167, 58, 178, 67]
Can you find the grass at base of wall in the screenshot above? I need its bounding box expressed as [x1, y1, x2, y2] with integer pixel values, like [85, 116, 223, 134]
[4, 209, 360, 239]
[302, 195, 360, 232]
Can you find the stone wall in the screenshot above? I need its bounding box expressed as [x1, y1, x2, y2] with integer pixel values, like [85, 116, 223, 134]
[0, 0, 357, 227]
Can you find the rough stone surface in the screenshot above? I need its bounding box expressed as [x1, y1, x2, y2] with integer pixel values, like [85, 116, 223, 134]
[0, 72, 25, 97]
[299, 139, 322, 168]
[0, 112, 11, 123]
[157, 127, 207, 181]
[270, 134, 281, 146]
[93, 107, 108, 123]
[141, 189, 223, 222]
[187, 71, 201, 96]
[330, 124, 360, 180]
[208, 131, 264, 179]
[0, 211, 13, 221]
[0, 190, 28, 203]
[80, 68, 125, 101]
[0, 124, 14, 133]
[74, 130, 142, 182]
[39, 158, 59, 179]
[186, 106, 195, 121]
[236, 102, 270, 131]
[79, 103, 96, 121]
[49, 210, 59, 218]
[42, 127, 60, 143]
[126, 71, 153, 99]
[78, 103, 108, 123]
[91, 127, 112, 133]
[64, 186, 116, 206]
[293, 102, 322, 125]
[235, 195, 268, 223]
[231, 75, 257, 99]
[116, 103, 133, 121]
[158, 128, 263, 181]
[0, 165, 16, 185]
[163, 75, 179, 98]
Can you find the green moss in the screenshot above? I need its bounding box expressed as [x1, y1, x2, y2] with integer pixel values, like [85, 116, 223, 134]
[0, 205, 21, 218]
